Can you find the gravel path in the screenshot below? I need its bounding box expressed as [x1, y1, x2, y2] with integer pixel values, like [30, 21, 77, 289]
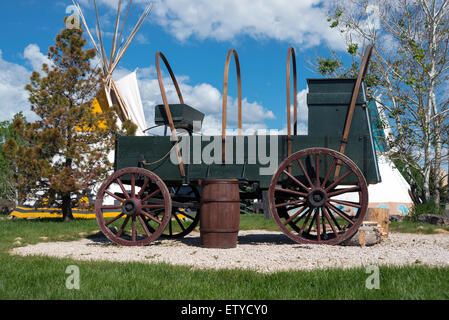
[11, 231, 449, 273]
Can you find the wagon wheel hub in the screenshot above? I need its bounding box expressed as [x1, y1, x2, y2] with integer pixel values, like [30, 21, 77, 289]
[122, 199, 139, 216]
[307, 188, 327, 208]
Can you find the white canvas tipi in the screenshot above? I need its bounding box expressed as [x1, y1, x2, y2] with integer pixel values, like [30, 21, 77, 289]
[367, 100, 413, 215]
[73, 0, 149, 135]
[366, 155, 413, 215]
[337, 100, 413, 215]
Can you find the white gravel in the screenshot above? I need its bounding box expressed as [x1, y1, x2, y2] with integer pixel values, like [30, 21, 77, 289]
[11, 231, 449, 273]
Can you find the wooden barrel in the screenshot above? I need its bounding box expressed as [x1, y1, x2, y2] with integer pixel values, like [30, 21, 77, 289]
[200, 179, 240, 248]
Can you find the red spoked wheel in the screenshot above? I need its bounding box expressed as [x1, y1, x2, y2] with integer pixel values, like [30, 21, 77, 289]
[269, 148, 368, 245]
[164, 185, 201, 238]
[95, 167, 172, 246]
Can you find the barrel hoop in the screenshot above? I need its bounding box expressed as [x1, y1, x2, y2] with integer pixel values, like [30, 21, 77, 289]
[202, 179, 239, 185]
[200, 228, 239, 233]
[201, 199, 241, 203]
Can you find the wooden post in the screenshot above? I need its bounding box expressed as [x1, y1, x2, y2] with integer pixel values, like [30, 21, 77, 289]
[365, 207, 390, 237]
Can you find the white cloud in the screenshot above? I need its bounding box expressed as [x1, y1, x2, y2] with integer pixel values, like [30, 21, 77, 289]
[0, 50, 36, 122]
[23, 44, 53, 72]
[280, 88, 309, 135]
[76, 0, 346, 50]
[114, 65, 277, 135]
[149, 0, 346, 50]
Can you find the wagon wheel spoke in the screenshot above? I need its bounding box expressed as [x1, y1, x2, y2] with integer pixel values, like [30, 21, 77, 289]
[141, 189, 161, 202]
[295, 208, 312, 235]
[292, 207, 311, 225]
[116, 178, 130, 199]
[116, 216, 130, 237]
[297, 158, 314, 188]
[105, 212, 125, 226]
[326, 202, 355, 225]
[167, 218, 173, 236]
[327, 186, 362, 198]
[321, 210, 326, 237]
[315, 154, 320, 187]
[321, 158, 337, 188]
[130, 174, 136, 198]
[329, 198, 362, 209]
[325, 170, 353, 192]
[173, 211, 186, 232]
[140, 210, 163, 225]
[275, 187, 308, 197]
[162, 185, 201, 239]
[131, 216, 137, 242]
[180, 212, 196, 221]
[137, 177, 151, 198]
[322, 206, 339, 236]
[324, 205, 342, 231]
[282, 170, 309, 191]
[105, 190, 125, 203]
[305, 209, 318, 235]
[283, 205, 308, 226]
[316, 209, 321, 242]
[141, 214, 156, 233]
[275, 199, 306, 208]
[282, 203, 307, 212]
[101, 205, 122, 210]
[137, 215, 152, 237]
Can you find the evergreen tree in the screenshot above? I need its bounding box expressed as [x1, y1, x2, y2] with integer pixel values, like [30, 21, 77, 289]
[4, 25, 126, 221]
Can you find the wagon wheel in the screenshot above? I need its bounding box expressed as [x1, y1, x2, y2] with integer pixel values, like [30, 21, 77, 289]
[95, 167, 172, 246]
[269, 148, 368, 245]
[164, 185, 201, 238]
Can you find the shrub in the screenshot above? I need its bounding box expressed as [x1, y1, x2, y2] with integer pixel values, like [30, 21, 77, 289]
[407, 201, 446, 222]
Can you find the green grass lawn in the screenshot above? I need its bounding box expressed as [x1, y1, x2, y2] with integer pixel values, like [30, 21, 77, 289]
[390, 220, 449, 234]
[1, 215, 449, 299]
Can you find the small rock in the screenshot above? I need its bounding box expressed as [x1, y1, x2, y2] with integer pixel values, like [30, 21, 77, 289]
[14, 237, 22, 241]
[13, 240, 21, 246]
[78, 232, 87, 236]
[434, 228, 449, 234]
[443, 210, 449, 219]
[39, 236, 49, 240]
[417, 214, 449, 226]
[389, 214, 404, 222]
[417, 226, 425, 231]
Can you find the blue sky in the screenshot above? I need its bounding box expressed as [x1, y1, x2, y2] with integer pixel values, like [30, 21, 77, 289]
[0, 0, 352, 133]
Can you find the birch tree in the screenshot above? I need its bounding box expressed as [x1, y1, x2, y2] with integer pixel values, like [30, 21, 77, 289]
[320, 0, 449, 204]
